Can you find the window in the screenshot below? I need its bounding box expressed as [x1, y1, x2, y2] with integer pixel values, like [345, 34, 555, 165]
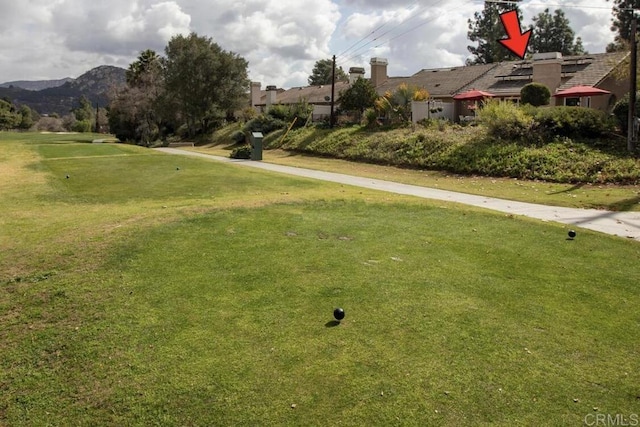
[564, 97, 590, 107]
[565, 97, 580, 107]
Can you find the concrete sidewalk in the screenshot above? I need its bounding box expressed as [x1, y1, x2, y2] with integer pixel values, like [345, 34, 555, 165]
[155, 147, 640, 241]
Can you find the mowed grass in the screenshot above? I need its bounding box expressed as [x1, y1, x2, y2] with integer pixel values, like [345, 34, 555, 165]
[1, 132, 639, 426]
[195, 143, 640, 212]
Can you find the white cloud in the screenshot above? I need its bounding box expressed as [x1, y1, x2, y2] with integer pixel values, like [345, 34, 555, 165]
[50, 1, 191, 55]
[519, 0, 614, 53]
[0, 0, 620, 88]
[334, 2, 480, 76]
[182, 0, 341, 87]
[334, 0, 616, 79]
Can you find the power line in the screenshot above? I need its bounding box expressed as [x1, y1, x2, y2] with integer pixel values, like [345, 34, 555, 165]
[337, 21, 392, 59]
[336, 0, 468, 67]
[336, 0, 446, 62]
[336, 1, 420, 59]
[484, 0, 621, 10]
[335, 0, 617, 69]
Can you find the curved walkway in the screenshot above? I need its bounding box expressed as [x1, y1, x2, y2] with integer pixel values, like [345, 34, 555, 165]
[155, 147, 640, 241]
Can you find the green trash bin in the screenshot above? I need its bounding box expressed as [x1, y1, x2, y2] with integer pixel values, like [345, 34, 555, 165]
[250, 132, 263, 161]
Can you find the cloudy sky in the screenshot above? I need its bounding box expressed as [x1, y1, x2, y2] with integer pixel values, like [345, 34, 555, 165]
[0, 0, 617, 88]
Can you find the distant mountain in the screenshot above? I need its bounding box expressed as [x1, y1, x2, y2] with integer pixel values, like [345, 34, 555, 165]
[0, 65, 126, 116]
[0, 78, 73, 91]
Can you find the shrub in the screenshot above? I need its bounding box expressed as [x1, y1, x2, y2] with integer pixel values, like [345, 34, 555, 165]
[534, 107, 614, 139]
[36, 117, 65, 132]
[611, 91, 640, 132]
[176, 124, 190, 139]
[243, 115, 287, 135]
[265, 100, 312, 128]
[230, 145, 251, 159]
[362, 108, 380, 128]
[230, 130, 246, 144]
[374, 83, 429, 124]
[239, 107, 257, 122]
[289, 99, 313, 128]
[71, 119, 92, 133]
[267, 104, 290, 121]
[477, 100, 533, 140]
[520, 83, 551, 106]
[418, 118, 449, 131]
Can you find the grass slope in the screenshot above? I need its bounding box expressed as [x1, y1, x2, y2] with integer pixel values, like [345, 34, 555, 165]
[202, 123, 640, 212]
[1, 132, 639, 426]
[267, 125, 640, 184]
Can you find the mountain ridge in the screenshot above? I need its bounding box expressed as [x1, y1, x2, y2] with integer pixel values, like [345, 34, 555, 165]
[0, 65, 127, 116]
[0, 78, 73, 91]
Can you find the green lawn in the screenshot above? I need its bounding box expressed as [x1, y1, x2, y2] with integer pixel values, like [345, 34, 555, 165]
[196, 131, 640, 212]
[1, 132, 639, 426]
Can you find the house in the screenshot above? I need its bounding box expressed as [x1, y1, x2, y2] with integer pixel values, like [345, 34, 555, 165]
[452, 51, 629, 118]
[250, 51, 630, 123]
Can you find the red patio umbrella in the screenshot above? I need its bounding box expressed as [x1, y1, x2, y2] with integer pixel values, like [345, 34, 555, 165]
[553, 85, 611, 97]
[453, 89, 495, 101]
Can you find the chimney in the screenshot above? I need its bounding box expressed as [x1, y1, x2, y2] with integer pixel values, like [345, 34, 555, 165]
[370, 57, 388, 88]
[250, 82, 261, 109]
[348, 67, 365, 84]
[266, 85, 277, 107]
[532, 52, 563, 95]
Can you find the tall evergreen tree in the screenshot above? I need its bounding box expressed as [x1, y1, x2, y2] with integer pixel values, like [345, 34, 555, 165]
[606, 0, 637, 51]
[308, 59, 348, 86]
[126, 49, 162, 86]
[467, 0, 524, 64]
[530, 9, 585, 55]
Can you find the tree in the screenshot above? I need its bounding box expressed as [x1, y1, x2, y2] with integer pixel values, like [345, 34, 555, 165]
[108, 83, 163, 144]
[467, 1, 524, 64]
[612, 91, 640, 131]
[530, 9, 585, 56]
[67, 95, 94, 133]
[95, 107, 108, 133]
[337, 78, 378, 120]
[308, 59, 348, 86]
[73, 95, 94, 122]
[375, 83, 429, 123]
[163, 32, 249, 138]
[17, 104, 34, 130]
[109, 50, 165, 143]
[0, 99, 20, 130]
[520, 83, 551, 106]
[606, 0, 636, 51]
[126, 49, 162, 86]
[108, 87, 139, 142]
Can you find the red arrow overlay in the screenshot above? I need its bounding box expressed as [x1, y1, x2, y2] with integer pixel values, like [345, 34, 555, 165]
[498, 10, 531, 59]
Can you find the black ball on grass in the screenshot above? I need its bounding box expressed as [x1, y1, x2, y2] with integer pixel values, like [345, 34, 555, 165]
[333, 308, 345, 321]
[65, 175, 70, 179]
[568, 230, 577, 239]
[176, 167, 180, 170]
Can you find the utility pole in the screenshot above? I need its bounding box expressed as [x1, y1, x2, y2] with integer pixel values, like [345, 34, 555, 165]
[330, 55, 336, 128]
[629, 16, 637, 153]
